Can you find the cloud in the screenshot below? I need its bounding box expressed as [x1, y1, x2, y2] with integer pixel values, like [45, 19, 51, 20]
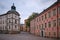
[17, 0, 57, 24]
[0, 0, 57, 24]
[0, 2, 6, 9]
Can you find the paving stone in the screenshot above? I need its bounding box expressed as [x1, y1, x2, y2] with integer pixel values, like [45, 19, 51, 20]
[0, 32, 59, 40]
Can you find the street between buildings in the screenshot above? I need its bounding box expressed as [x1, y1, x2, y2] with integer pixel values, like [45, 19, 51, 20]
[0, 32, 59, 40]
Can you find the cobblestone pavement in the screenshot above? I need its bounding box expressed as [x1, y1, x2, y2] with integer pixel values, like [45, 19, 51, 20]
[0, 32, 59, 40]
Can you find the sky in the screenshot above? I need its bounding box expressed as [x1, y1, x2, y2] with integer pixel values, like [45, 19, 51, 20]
[0, 0, 57, 24]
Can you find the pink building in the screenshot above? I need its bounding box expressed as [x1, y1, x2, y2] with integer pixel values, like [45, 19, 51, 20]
[30, 0, 60, 38]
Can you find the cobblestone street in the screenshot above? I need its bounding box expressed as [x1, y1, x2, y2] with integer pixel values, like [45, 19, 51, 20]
[0, 32, 59, 40]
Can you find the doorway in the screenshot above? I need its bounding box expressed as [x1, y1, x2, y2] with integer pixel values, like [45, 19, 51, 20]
[41, 31, 43, 37]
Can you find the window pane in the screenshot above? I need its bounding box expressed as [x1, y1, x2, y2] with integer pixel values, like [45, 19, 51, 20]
[15, 25, 17, 28]
[48, 11, 51, 18]
[39, 17, 41, 21]
[58, 6, 60, 14]
[48, 22, 51, 27]
[49, 32, 50, 36]
[58, 18, 60, 26]
[45, 14, 47, 19]
[45, 23, 47, 28]
[54, 32, 56, 36]
[53, 9, 56, 16]
[53, 20, 56, 27]
[42, 16, 43, 20]
[9, 25, 10, 29]
[15, 20, 17, 24]
[42, 24, 43, 29]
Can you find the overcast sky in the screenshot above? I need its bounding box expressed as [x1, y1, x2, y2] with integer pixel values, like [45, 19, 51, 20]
[0, 0, 57, 24]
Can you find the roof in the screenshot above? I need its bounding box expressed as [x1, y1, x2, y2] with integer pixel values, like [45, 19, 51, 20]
[7, 10, 20, 16]
[0, 10, 20, 16]
[30, 0, 60, 21]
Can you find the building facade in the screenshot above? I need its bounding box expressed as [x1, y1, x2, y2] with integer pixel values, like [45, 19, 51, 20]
[30, 0, 60, 38]
[23, 19, 30, 32]
[20, 24, 24, 31]
[23, 24, 26, 32]
[0, 3, 20, 34]
[23, 19, 28, 32]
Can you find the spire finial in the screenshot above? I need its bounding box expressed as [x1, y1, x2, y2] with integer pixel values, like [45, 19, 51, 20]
[13, 3, 14, 6]
[11, 3, 16, 11]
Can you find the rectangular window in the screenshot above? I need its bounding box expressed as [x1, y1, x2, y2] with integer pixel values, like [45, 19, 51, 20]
[15, 20, 17, 24]
[53, 20, 56, 27]
[9, 25, 10, 29]
[48, 11, 51, 18]
[37, 18, 39, 22]
[58, 6, 60, 14]
[42, 24, 43, 30]
[45, 23, 47, 28]
[9, 20, 10, 23]
[49, 32, 50, 36]
[42, 16, 43, 20]
[5, 26, 7, 29]
[39, 25, 41, 29]
[48, 22, 51, 27]
[53, 9, 56, 16]
[45, 14, 47, 19]
[37, 18, 38, 22]
[3, 21, 4, 24]
[37, 26, 38, 29]
[0, 21, 2, 24]
[54, 32, 56, 36]
[39, 17, 41, 21]
[15, 25, 17, 28]
[58, 18, 60, 26]
[3, 26, 4, 30]
[40, 25, 41, 30]
[45, 32, 46, 36]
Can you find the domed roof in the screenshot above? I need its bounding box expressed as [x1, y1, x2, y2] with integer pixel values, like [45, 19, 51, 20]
[0, 3, 20, 16]
[7, 10, 20, 16]
[6, 3, 20, 16]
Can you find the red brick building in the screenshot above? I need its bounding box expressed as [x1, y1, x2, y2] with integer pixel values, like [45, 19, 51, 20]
[30, 0, 60, 38]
